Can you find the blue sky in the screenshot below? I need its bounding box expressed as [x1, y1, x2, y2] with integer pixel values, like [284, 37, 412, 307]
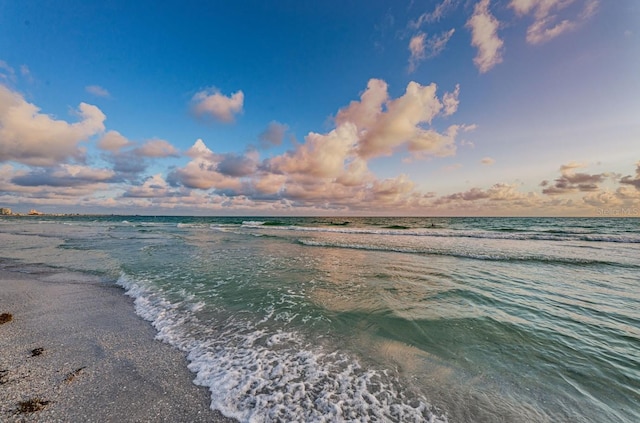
[0, 0, 638, 216]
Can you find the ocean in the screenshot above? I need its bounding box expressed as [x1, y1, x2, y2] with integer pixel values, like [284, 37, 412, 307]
[0, 216, 638, 422]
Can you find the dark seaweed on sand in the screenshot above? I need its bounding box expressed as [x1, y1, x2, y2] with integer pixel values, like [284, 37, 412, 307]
[30, 347, 44, 357]
[0, 313, 12, 324]
[17, 398, 50, 413]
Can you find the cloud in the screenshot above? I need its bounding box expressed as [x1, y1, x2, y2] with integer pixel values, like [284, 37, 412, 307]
[541, 162, 607, 195]
[123, 174, 178, 198]
[509, 0, 599, 44]
[167, 139, 245, 190]
[191, 88, 244, 123]
[134, 139, 180, 158]
[481, 157, 495, 165]
[217, 151, 259, 177]
[85, 85, 110, 98]
[0, 61, 16, 82]
[442, 84, 460, 116]
[408, 33, 427, 73]
[0, 85, 105, 166]
[408, 29, 456, 73]
[410, 0, 458, 28]
[11, 164, 115, 187]
[98, 130, 132, 152]
[620, 161, 640, 189]
[435, 183, 533, 207]
[259, 121, 289, 148]
[466, 0, 504, 73]
[335, 79, 460, 159]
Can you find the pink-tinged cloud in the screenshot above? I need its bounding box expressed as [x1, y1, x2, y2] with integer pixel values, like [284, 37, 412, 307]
[191, 88, 244, 123]
[266, 124, 358, 179]
[98, 130, 132, 152]
[408, 30, 456, 73]
[134, 139, 180, 158]
[541, 162, 607, 195]
[336, 79, 459, 159]
[466, 0, 504, 73]
[167, 139, 247, 190]
[510, 0, 599, 44]
[0, 85, 105, 166]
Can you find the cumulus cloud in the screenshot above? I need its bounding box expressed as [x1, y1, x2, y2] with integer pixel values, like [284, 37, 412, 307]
[0, 85, 105, 166]
[510, 0, 599, 44]
[191, 88, 244, 123]
[98, 130, 132, 152]
[266, 124, 359, 179]
[169, 78, 466, 210]
[336, 79, 459, 159]
[466, 0, 504, 73]
[541, 162, 607, 195]
[123, 174, 174, 198]
[167, 139, 246, 190]
[134, 139, 180, 158]
[85, 85, 110, 98]
[408, 30, 456, 73]
[259, 121, 289, 148]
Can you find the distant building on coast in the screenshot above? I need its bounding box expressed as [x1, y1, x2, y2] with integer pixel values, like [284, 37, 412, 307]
[28, 209, 44, 216]
[0, 207, 12, 215]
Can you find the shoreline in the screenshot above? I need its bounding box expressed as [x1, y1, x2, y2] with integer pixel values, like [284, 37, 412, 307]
[0, 268, 236, 422]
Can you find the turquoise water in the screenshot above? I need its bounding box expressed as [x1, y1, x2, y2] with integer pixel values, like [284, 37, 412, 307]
[1, 216, 638, 422]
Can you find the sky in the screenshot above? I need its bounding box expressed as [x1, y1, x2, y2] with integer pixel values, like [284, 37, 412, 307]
[0, 0, 639, 216]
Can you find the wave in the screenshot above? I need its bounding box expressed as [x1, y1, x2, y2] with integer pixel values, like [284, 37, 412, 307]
[238, 223, 640, 244]
[116, 273, 447, 423]
[296, 239, 635, 267]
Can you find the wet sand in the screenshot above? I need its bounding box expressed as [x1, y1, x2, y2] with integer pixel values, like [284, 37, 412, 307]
[0, 268, 237, 422]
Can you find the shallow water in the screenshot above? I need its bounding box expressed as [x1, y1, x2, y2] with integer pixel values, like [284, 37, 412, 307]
[1, 216, 638, 422]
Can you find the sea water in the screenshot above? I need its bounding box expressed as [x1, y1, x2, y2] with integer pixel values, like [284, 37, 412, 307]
[0, 216, 638, 422]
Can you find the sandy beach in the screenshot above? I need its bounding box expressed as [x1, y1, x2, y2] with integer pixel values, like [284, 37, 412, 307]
[0, 267, 236, 423]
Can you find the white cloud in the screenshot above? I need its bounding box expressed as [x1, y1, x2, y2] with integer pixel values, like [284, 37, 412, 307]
[191, 88, 244, 123]
[510, 0, 599, 44]
[0, 85, 106, 166]
[466, 0, 504, 73]
[85, 85, 110, 98]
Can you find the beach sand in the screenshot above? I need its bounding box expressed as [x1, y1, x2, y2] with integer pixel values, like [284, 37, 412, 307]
[0, 268, 237, 423]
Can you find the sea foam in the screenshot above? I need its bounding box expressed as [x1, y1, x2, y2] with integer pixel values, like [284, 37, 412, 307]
[117, 273, 447, 423]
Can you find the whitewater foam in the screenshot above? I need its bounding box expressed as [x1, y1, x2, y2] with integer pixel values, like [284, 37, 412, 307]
[116, 273, 447, 423]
